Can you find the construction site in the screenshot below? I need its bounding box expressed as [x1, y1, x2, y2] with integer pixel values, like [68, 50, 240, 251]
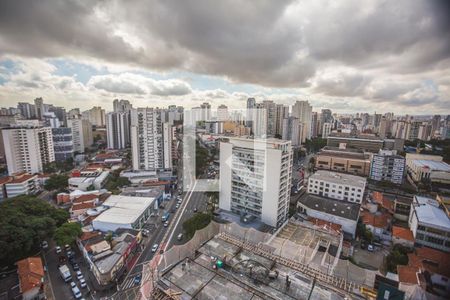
[113, 219, 378, 300]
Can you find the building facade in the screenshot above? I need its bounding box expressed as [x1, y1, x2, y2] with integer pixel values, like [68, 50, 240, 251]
[369, 150, 406, 185]
[315, 147, 372, 176]
[2, 126, 55, 174]
[67, 118, 93, 153]
[52, 127, 74, 162]
[106, 112, 131, 149]
[219, 138, 293, 228]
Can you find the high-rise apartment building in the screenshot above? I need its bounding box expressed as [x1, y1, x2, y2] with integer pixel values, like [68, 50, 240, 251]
[217, 104, 229, 121]
[17, 102, 36, 119]
[130, 108, 172, 171]
[219, 138, 293, 228]
[200, 102, 211, 121]
[2, 126, 55, 174]
[369, 150, 405, 185]
[252, 103, 267, 138]
[67, 118, 93, 153]
[275, 104, 289, 137]
[282, 117, 304, 146]
[322, 122, 332, 138]
[106, 112, 131, 149]
[52, 127, 74, 162]
[246, 98, 256, 128]
[83, 106, 105, 127]
[113, 99, 133, 113]
[34, 97, 45, 120]
[292, 100, 312, 140]
[262, 100, 276, 137]
[431, 115, 441, 138]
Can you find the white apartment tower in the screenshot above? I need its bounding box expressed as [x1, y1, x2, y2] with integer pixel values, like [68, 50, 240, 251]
[106, 112, 131, 149]
[217, 104, 229, 121]
[219, 138, 293, 228]
[131, 108, 172, 171]
[67, 118, 93, 153]
[292, 100, 313, 140]
[2, 126, 55, 174]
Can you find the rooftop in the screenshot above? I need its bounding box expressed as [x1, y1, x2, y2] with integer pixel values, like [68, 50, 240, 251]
[309, 170, 366, 189]
[16, 257, 44, 293]
[93, 195, 155, 225]
[392, 226, 414, 242]
[9, 174, 36, 184]
[157, 236, 347, 300]
[328, 132, 383, 141]
[298, 194, 360, 221]
[411, 159, 450, 172]
[413, 196, 450, 230]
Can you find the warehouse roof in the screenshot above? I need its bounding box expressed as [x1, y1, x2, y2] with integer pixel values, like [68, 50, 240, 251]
[411, 160, 450, 172]
[309, 170, 366, 189]
[413, 196, 450, 230]
[94, 195, 155, 225]
[298, 194, 360, 221]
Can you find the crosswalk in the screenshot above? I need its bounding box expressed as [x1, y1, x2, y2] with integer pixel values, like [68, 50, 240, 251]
[120, 270, 154, 291]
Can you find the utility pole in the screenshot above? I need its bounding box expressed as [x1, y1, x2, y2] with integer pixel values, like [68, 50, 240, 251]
[307, 275, 317, 300]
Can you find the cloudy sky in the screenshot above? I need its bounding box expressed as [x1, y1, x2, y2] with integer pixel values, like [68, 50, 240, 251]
[0, 0, 449, 114]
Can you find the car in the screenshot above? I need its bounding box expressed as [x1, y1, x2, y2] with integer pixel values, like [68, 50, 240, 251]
[177, 233, 183, 241]
[41, 241, 48, 249]
[67, 250, 74, 258]
[164, 221, 169, 227]
[72, 263, 80, 271]
[72, 286, 82, 299]
[193, 207, 198, 212]
[55, 246, 62, 254]
[151, 244, 159, 253]
[134, 274, 142, 285]
[65, 244, 71, 251]
[175, 204, 180, 209]
[70, 282, 77, 288]
[177, 200, 182, 205]
[367, 244, 374, 252]
[142, 229, 150, 237]
[79, 278, 87, 288]
[76, 271, 84, 280]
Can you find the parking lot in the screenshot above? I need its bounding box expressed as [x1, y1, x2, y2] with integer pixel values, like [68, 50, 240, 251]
[352, 246, 385, 271]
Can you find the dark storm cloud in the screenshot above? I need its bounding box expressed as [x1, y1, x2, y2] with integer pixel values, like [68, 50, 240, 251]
[0, 0, 449, 109]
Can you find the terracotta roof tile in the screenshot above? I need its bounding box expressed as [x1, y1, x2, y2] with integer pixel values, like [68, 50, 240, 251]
[73, 194, 98, 203]
[71, 202, 95, 211]
[308, 217, 342, 232]
[0, 176, 12, 185]
[9, 174, 36, 184]
[392, 226, 414, 242]
[397, 265, 419, 284]
[16, 257, 44, 293]
[79, 231, 102, 241]
[360, 211, 391, 229]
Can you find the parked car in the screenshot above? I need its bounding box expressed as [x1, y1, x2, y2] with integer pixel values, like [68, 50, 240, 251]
[134, 274, 142, 285]
[193, 207, 198, 213]
[175, 204, 180, 209]
[55, 246, 62, 254]
[67, 251, 74, 258]
[177, 233, 183, 241]
[142, 229, 150, 237]
[164, 221, 169, 227]
[65, 244, 71, 251]
[151, 244, 159, 253]
[72, 286, 82, 299]
[72, 263, 80, 271]
[41, 241, 48, 249]
[367, 244, 374, 252]
[70, 282, 77, 288]
[76, 271, 84, 280]
[79, 278, 87, 288]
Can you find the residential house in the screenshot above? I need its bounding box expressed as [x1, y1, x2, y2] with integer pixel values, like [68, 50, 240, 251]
[16, 257, 45, 300]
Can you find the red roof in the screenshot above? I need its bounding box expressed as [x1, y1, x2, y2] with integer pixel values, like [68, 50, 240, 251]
[16, 257, 44, 293]
[372, 191, 394, 212]
[0, 176, 12, 185]
[408, 247, 450, 277]
[9, 174, 36, 184]
[392, 226, 414, 242]
[73, 194, 98, 203]
[397, 266, 418, 284]
[308, 217, 342, 232]
[71, 202, 95, 211]
[79, 231, 101, 241]
[360, 211, 391, 229]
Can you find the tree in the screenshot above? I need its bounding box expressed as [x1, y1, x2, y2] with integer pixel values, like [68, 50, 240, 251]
[182, 213, 212, 239]
[53, 222, 82, 247]
[44, 174, 69, 191]
[0, 196, 69, 266]
[386, 244, 410, 273]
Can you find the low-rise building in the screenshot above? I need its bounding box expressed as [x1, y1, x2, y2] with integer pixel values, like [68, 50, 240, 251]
[68, 170, 109, 191]
[297, 194, 360, 238]
[307, 170, 366, 204]
[16, 257, 44, 300]
[406, 153, 450, 185]
[5, 173, 40, 198]
[93, 195, 155, 232]
[392, 226, 414, 248]
[369, 150, 405, 185]
[315, 146, 371, 176]
[408, 195, 450, 252]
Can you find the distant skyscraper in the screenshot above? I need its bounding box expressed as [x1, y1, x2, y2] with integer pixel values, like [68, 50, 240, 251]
[246, 98, 256, 128]
[130, 108, 172, 171]
[200, 102, 211, 121]
[2, 125, 55, 174]
[217, 104, 229, 121]
[252, 103, 267, 138]
[311, 112, 319, 138]
[34, 97, 45, 120]
[106, 112, 131, 149]
[17, 102, 36, 119]
[275, 104, 289, 137]
[52, 127, 74, 162]
[262, 100, 276, 136]
[113, 99, 133, 113]
[282, 117, 304, 146]
[292, 100, 312, 140]
[322, 122, 332, 138]
[67, 118, 93, 153]
[83, 106, 105, 127]
[431, 115, 441, 137]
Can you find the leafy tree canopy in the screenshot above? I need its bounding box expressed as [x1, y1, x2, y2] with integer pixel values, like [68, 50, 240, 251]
[0, 196, 69, 266]
[182, 212, 212, 239]
[44, 174, 69, 191]
[53, 222, 82, 247]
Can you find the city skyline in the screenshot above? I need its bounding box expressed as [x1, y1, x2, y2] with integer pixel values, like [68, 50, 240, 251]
[0, 0, 449, 114]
